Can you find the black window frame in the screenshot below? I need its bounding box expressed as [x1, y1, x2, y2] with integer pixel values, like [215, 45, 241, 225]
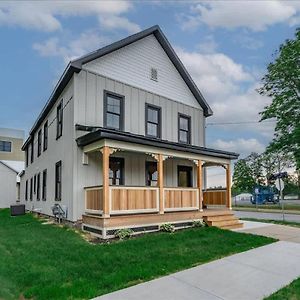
[25, 148, 28, 167]
[103, 90, 124, 131]
[177, 165, 193, 188]
[37, 173, 41, 201]
[34, 174, 37, 195]
[56, 100, 63, 139]
[30, 139, 34, 163]
[55, 161, 62, 201]
[178, 113, 191, 144]
[109, 157, 124, 186]
[0, 140, 12, 152]
[25, 180, 28, 201]
[37, 129, 42, 157]
[30, 177, 33, 201]
[43, 121, 48, 151]
[145, 161, 158, 186]
[145, 103, 161, 138]
[42, 169, 47, 201]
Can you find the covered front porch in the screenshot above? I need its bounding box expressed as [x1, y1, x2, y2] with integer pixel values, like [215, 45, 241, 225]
[76, 128, 241, 238]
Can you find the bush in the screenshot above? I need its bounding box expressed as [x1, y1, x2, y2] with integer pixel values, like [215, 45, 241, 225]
[192, 220, 205, 228]
[160, 223, 175, 233]
[115, 228, 133, 240]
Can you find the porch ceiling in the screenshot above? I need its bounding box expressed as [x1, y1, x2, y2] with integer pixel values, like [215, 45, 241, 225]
[76, 125, 239, 164]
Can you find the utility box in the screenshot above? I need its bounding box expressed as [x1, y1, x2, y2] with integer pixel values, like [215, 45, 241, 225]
[10, 204, 25, 216]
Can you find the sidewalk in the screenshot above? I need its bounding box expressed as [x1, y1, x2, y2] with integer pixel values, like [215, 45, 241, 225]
[94, 240, 300, 300]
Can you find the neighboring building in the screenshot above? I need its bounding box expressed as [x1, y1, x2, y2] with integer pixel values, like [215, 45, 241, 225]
[0, 128, 25, 208]
[20, 25, 241, 238]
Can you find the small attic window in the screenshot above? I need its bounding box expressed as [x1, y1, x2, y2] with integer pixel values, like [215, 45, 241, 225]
[150, 68, 158, 81]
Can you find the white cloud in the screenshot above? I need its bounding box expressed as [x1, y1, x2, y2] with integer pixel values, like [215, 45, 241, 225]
[212, 138, 266, 157]
[234, 35, 264, 50]
[0, 1, 137, 32]
[33, 30, 111, 63]
[99, 15, 141, 34]
[196, 35, 218, 54]
[181, 1, 300, 31]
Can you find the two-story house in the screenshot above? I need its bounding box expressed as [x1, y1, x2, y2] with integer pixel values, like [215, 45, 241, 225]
[20, 25, 242, 238]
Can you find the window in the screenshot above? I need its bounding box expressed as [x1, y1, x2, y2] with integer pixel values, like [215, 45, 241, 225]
[43, 121, 48, 151]
[25, 148, 28, 167]
[145, 161, 158, 186]
[0, 140, 11, 152]
[55, 161, 62, 200]
[177, 166, 193, 188]
[104, 91, 124, 131]
[145, 104, 161, 138]
[34, 174, 37, 194]
[37, 173, 41, 201]
[42, 169, 47, 201]
[25, 180, 28, 201]
[109, 157, 124, 185]
[30, 140, 34, 163]
[150, 67, 158, 81]
[30, 178, 33, 201]
[56, 100, 63, 139]
[178, 114, 191, 144]
[37, 129, 42, 157]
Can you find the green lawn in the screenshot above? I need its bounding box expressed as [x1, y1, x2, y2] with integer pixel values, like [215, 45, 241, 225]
[233, 203, 300, 212]
[242, 218, 300, 228]
[265, 277, 300, 300]
[0, 209, 274, 300]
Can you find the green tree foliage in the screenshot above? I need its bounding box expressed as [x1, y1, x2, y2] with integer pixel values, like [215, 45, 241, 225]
[258, 29, 300, 172]
[246, 152, 265, 185]
[232, 159, 256, 195]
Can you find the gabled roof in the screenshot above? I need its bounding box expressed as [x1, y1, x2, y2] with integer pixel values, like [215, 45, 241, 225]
[0, 160, 24, 174]
[23, 25, 213, 149]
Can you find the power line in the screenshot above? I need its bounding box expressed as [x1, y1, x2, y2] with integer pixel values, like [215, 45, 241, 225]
[206, 120, 276, 126]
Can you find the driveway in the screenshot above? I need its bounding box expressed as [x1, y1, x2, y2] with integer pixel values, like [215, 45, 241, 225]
[234, 210, 300, 223]
[94, 240, 300, 300]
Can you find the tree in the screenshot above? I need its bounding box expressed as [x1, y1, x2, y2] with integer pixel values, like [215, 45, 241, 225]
[232, 159, 256, 195]
[258, 29, 300, 178]
[246, 152, 265, 185]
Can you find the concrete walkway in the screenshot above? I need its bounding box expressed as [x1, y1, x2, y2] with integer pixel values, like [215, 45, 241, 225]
[235, 220, 300, 243]
[94, 240, 300, 300]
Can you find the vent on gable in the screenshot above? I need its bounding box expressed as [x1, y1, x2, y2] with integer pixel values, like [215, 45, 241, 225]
[150, 67, 158, 81]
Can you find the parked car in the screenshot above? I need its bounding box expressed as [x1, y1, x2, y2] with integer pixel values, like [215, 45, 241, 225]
[251, 185, 279, 204]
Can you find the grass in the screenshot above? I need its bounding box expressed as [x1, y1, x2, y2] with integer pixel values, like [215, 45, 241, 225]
[242, 218, 300, 228]
[0, 209, 274, 300]
[233, 203, 300, 213]
[265, 277, 300, 300]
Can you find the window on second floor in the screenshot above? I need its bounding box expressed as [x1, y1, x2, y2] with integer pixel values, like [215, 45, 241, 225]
[43, 121, 48, 151]
[0, 140, 12, 152]
[56, 100, 63, 139]
[25, 148, 28, 167]
[37, 129, 42, 157]
[145, 104, 161, 138]
[104, 92, 124, 131]
[178, 114, 191, 144]
[30, 140, 34, 163]
[55, 161, 62, 201]
[145, 161, 158, 186]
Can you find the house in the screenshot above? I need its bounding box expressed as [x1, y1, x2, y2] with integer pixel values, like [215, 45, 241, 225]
[0, 128, 25, 208]
[20, 25, 242, 238]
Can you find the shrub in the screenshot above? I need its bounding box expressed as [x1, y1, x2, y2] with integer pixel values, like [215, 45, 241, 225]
[192, 220, 205, 228]
[160, 223, 175, 233]
[115, 228, 134, 240]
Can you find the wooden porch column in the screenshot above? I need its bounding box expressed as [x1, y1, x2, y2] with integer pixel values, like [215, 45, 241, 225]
[102, 146, 110, 217]
[226, 163, 232, 209]
[197, 159, 203, 211]
[158, 154, 164, 214]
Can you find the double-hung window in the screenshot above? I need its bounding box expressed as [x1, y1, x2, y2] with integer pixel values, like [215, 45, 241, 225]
[55, 161, 62, 201]
[25, 180, 28, 201]
[43, 121, 48, 151]
[30, 178, 33, 201]
[0, 140, 11, 152]
[145, 104, 161, 138]
[178, 114, 191, 144]
[42, 169, 47, 201]
[37, 129, 42, 157]
[56, 100, 63, 139]
[109, 157, 124, 185]
[145, 161, 158, 186]
[178, 166, 193, 188]
[104, 92, 124, 131]
[30, 140, 34, 163]
[37, 173, 41, 201]
[25, 148, 28, 167]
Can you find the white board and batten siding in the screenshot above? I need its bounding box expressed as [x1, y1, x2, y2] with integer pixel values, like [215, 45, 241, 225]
[83, 34, 202, 110]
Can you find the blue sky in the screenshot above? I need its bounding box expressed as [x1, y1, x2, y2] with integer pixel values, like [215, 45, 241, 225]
[0, 0, 299, 160]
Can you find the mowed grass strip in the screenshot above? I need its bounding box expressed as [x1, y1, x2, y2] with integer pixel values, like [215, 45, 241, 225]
[0, 209, 274, 300]
[265, 277, 300, 300]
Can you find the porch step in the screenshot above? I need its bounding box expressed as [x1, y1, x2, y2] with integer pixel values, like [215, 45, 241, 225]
[203, 213, 243, 230]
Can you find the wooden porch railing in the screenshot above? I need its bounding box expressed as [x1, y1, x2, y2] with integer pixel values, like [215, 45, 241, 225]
[164, 188, 199, 211]
[203, 189, 227, 206]
[110, 186, 159, 214]
[85, 186, 103, 214]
